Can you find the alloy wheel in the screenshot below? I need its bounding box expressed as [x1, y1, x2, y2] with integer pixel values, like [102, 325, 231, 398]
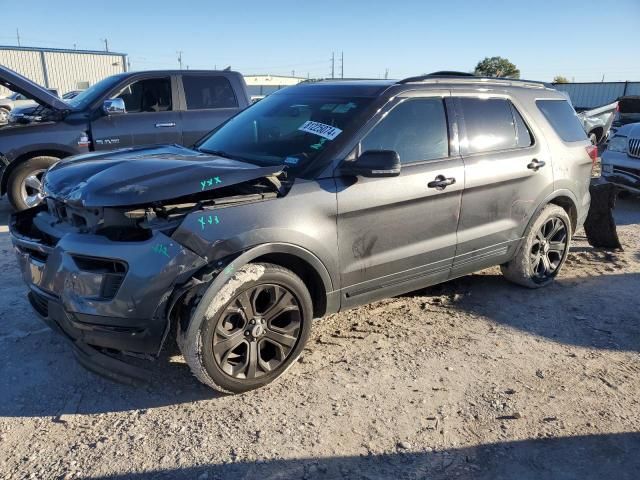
[530, 216, 568, 282]
[21, 169, 46, 208]
[212, 284, 302, 379]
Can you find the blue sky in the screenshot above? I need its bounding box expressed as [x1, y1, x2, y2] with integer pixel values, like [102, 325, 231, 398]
[2, 0, 639, 82]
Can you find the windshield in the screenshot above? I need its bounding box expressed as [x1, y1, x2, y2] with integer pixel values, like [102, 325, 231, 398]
[66, 74, 126, 110]
[197, 93, 374, 173]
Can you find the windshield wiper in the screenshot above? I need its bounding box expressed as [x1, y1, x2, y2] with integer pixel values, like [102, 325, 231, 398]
[197, 148, 243, 160]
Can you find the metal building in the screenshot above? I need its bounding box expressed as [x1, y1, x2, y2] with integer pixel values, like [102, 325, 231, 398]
[553, 81, 640, 110]
[243, 74, 307, 100]
[0, 46, 127, 97]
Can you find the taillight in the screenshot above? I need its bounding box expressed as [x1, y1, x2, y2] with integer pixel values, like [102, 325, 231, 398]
[586, 145, 598, 165]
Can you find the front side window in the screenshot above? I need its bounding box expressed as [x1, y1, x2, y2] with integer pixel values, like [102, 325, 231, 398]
[360, 98, 449, 164]
[197, 93, 374, 174]
[183, 76, 238, 110]
[458, 97, 531, 154]
[115, 77, 172, 113]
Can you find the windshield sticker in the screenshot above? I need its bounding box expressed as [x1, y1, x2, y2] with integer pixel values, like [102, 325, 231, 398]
[198, 214, 220, 230]
[332, 102, 357, 113]
[200, 176, 223, 191]
[298, 121, 342, 140]
[152, 243, 170, 258]
[310, 138, 327, 150]
[284, 157, 299, 165]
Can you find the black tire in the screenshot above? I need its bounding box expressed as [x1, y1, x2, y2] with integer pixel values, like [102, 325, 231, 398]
[501, 204, 572, 288]
[7, 156, 59, 210]
[178, 263, 313, 394]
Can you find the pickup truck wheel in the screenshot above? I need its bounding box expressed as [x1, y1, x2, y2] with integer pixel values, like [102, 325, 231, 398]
[501, 204, 572, 288]
[179, 263, 313, 394]
[0, 107, 9, 124]
[7, 156, 59, 210]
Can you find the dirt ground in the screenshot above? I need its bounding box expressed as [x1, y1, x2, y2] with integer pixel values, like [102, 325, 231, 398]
[0, 196, 639, 480]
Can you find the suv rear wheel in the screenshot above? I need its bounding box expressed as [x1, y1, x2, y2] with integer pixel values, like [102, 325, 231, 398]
[7, 156, 59, 210]
[501, 204, 572, 288]
[178, 263, 313, 394]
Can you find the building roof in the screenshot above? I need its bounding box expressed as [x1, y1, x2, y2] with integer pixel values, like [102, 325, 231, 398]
[0, 45, 127, 56]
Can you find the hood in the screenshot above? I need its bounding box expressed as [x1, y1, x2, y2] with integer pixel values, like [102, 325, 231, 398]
[43, 145, 285, 208]
[611, 122, 640, 139]
[0, 65, 70, 111]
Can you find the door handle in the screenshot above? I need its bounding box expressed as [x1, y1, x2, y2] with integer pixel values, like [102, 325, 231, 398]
[527, 159, 546, 171]
[427, 175, 456, 190]
[155, 122, 176, 128]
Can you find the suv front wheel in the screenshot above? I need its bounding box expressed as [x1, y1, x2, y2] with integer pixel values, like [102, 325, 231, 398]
[501, 204, 572, 288]
[7, 156, 59, 210]
[178, 263, 313, 394]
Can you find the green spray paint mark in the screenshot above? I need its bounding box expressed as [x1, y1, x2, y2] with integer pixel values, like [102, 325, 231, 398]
[198, 214, 220, 230]
[310, 138, 327, 151]
[200, 176, 223, 191]
[152, 243, 170, 258]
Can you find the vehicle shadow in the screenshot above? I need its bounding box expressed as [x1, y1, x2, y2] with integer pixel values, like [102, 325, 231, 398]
[85, 432, 640, 480]
[614, 195, 640, 226]
[403, 267, 640, 354]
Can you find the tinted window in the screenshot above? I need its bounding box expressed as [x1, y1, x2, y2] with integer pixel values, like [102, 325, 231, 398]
[361, 98, 448, 164]
[115, 78, 172, 113]
[183, 76, 238, 110]
[536, 99, 587, 142]
[459, 98, 522, 154]
[511, 103, 534, 148]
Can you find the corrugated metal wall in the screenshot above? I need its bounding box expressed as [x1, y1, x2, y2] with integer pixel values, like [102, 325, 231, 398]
[0, 47, 126, 97]
[553, 82, 640, 110]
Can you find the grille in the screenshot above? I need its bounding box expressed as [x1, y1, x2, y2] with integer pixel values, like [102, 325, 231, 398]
[28, 291, 49, 317]
[629, 138, 640, 159]
[613, 166, 640, 178]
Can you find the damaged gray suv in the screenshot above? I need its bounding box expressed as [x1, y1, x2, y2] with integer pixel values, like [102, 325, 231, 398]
[10, 73, 595, 393]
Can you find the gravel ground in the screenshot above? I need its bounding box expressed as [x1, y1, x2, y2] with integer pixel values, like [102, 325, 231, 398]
[0, 197, 639, 480]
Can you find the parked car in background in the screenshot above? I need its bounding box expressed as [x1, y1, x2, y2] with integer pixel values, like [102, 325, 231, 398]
[10, 73, 595, 393]
[0, 89, 60, 124]
[0, 66, 250, 209]
[577, 101, 617, 145]
[602, 123, 640, 194]
[610, 96, 640, 136]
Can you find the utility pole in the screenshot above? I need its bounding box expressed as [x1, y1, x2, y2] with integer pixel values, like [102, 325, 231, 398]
[102, 38, 109, 52]
[384, 68, 389, 80]
[340, 51, 344, 79]
[177, 51, 183, 70]
[16, 28, 21, 47]
[331, 52, 335, 79]
[291, 70, 295, 77]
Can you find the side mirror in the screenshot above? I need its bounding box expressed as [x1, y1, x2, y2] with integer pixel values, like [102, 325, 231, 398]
[341, 150, 401, 178]
[102, 98, 126, 115]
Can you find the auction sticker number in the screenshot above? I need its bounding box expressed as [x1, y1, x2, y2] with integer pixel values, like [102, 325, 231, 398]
[298, 121, 342, 140]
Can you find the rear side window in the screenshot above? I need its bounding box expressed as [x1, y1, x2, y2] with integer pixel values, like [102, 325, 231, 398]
[458, 97, 532, 154]
[536, 99, 587, 142]
[361, 98, 449, 164]
[183, 76, 238, 110]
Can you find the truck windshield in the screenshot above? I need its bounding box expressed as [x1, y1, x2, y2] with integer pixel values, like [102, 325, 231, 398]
[197, 93, 374, 172]
[65, 74, 127, 110]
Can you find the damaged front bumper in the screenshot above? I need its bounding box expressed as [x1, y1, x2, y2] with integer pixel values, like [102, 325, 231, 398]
[10, 206, 207, 381]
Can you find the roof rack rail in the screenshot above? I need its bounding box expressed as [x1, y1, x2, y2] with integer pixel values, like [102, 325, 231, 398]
[398, 71, 475, 84]
[397, 72, 550, 88]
